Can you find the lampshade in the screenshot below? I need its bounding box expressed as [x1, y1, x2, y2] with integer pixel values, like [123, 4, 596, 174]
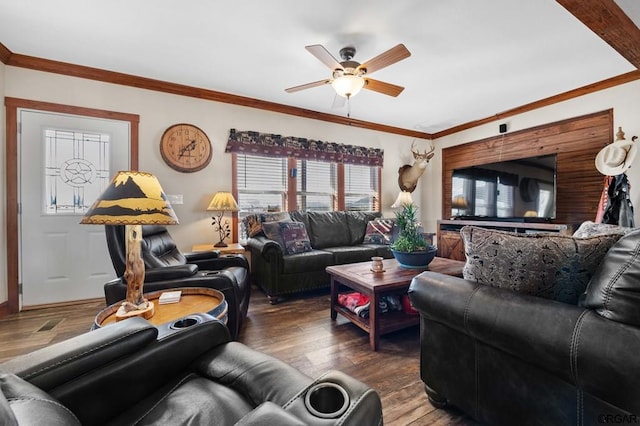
[331, 75, 365, 98]
[81, 171, 178, 225]
[207, 191, 239, 212]
[80, 171, 177, 322]
[451, 195, 469, 210]
[391, 191, 414, 208]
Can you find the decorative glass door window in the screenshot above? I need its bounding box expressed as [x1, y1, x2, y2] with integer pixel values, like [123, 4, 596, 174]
[44, 128, 111, 214]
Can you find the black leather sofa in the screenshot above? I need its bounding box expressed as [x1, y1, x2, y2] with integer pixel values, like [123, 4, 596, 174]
[103, 225, 251, 339]
[245, 211, 393, 303]
[408, 229, 640, 425]
[0, 314, 383, 425]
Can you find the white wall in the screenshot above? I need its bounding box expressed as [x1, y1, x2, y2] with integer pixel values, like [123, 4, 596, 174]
[2, 66, 424, 301]
[4, 65, 639, 306]
[419, 79, 640, 232]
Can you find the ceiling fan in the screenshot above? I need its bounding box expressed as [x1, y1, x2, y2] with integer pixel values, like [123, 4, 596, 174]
[285, 44, 411, 104]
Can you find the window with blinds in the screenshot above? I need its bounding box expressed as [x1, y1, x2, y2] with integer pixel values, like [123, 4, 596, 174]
[296, 159, 337, 211]
[236, 154, 287, 215]
[235, 153, 380, 217]
[344, 163, 379, 211]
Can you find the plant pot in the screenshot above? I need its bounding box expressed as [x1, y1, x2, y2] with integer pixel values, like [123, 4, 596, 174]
[391, 247, 437, 268]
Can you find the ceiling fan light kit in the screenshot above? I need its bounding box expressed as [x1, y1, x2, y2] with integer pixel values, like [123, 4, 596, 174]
[286, 43, 411, 103]
[331, 74, 365, 98]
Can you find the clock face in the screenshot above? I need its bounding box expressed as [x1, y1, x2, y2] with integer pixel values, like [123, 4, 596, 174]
[160, 123, 212, 172]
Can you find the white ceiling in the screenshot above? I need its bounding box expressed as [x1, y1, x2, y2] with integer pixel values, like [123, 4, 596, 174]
[0, 0, 637, 134]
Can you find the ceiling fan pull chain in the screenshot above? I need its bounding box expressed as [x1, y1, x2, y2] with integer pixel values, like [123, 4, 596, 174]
[347, 95, 351, 118]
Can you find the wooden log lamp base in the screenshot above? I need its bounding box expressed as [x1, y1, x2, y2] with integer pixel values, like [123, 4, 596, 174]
[116, 225, 154, 322]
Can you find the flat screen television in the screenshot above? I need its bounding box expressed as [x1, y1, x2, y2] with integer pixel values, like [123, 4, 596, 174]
[451, 154, 557, 221]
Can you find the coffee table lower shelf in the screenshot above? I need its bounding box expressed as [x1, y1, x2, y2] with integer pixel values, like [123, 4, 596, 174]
[327, 257, 465, 351]
[333, 304, 419, 336]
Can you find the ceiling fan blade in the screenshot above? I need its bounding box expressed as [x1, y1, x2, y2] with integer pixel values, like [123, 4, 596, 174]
[331, 94, 346, 109]
[285, 79, 331, 93]
[358, 44, 411, 74]
[305, 44, 343, 70]
[363, 78, 405, 97]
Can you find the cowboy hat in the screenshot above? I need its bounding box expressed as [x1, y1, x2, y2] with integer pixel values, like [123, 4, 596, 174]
[595, 139, 637, 176]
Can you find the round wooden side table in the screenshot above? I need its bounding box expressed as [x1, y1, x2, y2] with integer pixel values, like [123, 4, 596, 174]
[94, 287, 227, 329]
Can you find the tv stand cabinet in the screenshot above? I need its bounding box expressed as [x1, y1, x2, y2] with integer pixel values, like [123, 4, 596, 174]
[437, 219, 571, 261]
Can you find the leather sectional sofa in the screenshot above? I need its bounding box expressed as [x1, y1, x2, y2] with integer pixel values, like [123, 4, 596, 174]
[408, 227, 640, 425]
[0, 314, 383, 425]
[245, 211, 393, 303]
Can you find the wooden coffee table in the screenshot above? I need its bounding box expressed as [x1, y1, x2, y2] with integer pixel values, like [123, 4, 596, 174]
[327, 257, 464, 351]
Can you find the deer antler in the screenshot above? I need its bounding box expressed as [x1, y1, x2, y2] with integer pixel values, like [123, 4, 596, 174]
[411, 140, 435, 159]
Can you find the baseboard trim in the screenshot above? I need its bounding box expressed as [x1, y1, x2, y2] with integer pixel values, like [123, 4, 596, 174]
[21, 297, 105, 311]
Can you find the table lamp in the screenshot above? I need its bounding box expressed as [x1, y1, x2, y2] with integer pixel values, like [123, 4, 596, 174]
[451, 195, 469, 216]
[207, 191, 239, 247]
[80, 171, 178, 321]
[391, 190, 414, 208]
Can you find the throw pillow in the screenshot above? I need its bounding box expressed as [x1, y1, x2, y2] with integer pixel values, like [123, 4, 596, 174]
[280, 221, 312, 255]
[244, 214, 263, 238]
[572, 221, 632, 238]
[261, 218, 291, 248]
[461, 225, 624, 305]
[346, 211, 381, 245]
[581, 229, 640, 327]
[244, 212, 290, 237]
[363, 219, 395, 245]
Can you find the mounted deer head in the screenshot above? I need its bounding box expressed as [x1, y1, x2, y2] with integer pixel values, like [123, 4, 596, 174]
[398, 140, 435, 192]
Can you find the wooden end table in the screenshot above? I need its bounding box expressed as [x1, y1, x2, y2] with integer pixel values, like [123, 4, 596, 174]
[191, 243, 246, 254]
[327, 257, 464, 351]
[94, 287, 227, 329]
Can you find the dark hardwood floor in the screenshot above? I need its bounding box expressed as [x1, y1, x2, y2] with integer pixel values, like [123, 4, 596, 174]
[0, 286, 478, 425]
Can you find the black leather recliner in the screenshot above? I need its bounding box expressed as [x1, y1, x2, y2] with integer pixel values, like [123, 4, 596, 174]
[0, 315, 383, 425]
[408, 229, 640, 425]
[103, 225, 251, 339]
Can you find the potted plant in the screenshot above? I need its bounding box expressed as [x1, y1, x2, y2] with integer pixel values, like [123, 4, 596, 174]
[390, 204, 437, 268]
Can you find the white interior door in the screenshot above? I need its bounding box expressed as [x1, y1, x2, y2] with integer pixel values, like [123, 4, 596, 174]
[19, 110, 130, 307]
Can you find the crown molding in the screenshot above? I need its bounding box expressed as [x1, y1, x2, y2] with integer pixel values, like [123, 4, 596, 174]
[431, 70, 640, 139]
[5, 51, 432, 140]
[0, 42, 11, 64]
[2, 43, 639, 141]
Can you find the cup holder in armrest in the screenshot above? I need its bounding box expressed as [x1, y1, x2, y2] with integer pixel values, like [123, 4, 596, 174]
[170, 316, 202, 330]
[304, 382, 350, 419]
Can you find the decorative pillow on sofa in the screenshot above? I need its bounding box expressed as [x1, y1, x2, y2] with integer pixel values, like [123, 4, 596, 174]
[363, 219, 395, 245]
[261, 218, 291, 248]
[581, 229, 640, 326]
[244, 212, 290, 237]
[461, 226, 624, 305]
[280, 221, 312, 255]
[346, 211, 381, 245]
[572, 221, 632, 238]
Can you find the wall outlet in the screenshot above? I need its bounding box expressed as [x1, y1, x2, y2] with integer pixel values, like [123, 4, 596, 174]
[166, 194, 183, 205]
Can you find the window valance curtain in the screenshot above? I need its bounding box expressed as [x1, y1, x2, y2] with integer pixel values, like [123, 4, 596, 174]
[225, 129, 384, 167]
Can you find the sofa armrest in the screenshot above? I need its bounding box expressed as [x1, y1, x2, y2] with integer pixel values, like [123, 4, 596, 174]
[0, 318, 157, 388]
[236, 402, 306, 426]
[144, 264, 198, 282]
[408, 271, 584, 384]
[189, 253, 249, 271]
[247, 235, 284, 260]
[184, 250, 220, 262]
[1, 316, 231, 425]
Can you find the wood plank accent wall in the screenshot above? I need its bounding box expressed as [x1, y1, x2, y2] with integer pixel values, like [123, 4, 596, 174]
[441, 110, 613, 225]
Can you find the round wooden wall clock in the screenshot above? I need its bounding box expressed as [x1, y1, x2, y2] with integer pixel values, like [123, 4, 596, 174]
[160, 123, 212, 172]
